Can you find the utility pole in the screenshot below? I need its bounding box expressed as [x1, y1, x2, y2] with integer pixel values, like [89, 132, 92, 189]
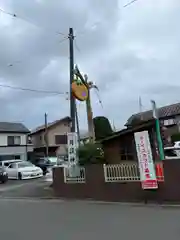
[75, 102, 81, 145]
[44, 112, 49, 158]
[84, 74, 95, 143]
[68, 27, 76, 132]
[74, 65, 95, 143]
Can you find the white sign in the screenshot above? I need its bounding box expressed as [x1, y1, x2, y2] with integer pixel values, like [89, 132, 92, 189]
[67, 132, 78, 165]
[134, 131, 158, 190]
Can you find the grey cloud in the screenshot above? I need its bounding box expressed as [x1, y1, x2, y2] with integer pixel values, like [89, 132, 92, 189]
[0, 0, 179, 130]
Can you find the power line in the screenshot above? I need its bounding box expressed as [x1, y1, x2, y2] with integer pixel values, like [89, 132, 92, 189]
[59, 36, 69, 44]
[123, 0, 139, 8]
[0, 7, 67, 36]
[94, 89, 104, 109]
[74, 38, 81, 53]
[0, 83, 68, 95]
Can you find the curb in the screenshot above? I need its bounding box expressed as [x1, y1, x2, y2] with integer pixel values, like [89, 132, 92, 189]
[40, 198, 180, 208]
[0, 196, 180, 207]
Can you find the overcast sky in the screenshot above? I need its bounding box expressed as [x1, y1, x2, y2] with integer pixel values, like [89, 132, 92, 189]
[0, 0, 179, 131]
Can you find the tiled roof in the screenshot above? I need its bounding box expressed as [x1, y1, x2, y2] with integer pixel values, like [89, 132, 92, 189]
[102, 120, 155, 143]
[125, 102, 180, 126]
[30, 116, 71, 135]
[0, 122, 29, 133]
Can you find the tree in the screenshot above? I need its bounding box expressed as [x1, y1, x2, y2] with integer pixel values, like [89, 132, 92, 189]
[77, 142, 105, 166]
[93, 116, 113, 140]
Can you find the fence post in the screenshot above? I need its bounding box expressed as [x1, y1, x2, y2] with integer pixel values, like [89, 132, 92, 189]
[63, 167, 67, 183]
[103, 164, 107, 182]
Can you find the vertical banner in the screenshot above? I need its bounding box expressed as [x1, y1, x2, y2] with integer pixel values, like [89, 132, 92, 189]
[134, 131, 158, 189]
[67, 132, 78, 165]
[67, 132, 80, 177]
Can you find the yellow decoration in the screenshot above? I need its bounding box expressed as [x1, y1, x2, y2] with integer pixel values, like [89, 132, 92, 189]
[72, 81, 88, 101]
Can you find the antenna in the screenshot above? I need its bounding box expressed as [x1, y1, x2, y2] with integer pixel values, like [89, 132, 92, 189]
[139, 96, 143, 120]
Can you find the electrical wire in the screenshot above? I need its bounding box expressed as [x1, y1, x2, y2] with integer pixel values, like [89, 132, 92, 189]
[74, 38, 81, 53]
[93, 88, 104, 109]
[0, 7, 67, 36]
[59, 36, 69, 44]
[0, 83, 68, 95]
[123, 0, 139, 7]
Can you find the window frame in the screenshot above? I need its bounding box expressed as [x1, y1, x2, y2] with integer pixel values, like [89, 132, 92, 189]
[7, 136, 21, 146]
[54, 135, 67, 145]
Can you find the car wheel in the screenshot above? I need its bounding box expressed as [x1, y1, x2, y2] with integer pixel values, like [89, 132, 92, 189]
[18, 172, 22, 180]
[43, 171, 47, 176]
[1, 177, 8, 184]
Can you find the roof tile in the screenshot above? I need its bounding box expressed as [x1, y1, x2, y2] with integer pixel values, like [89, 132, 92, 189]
[126, 102, 180, 126]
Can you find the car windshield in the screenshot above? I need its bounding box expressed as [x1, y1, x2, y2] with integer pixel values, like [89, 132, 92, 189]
[38, 158, 51, 164]
[18, 162, 33, 168]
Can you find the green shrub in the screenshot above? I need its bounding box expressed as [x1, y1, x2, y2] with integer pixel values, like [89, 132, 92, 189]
[77, 143, 105, 166]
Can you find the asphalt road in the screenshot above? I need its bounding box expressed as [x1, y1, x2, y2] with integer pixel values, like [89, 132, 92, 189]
[0, 198, 179, 240]
[0, 174, 52, 198]
[0, 175, 179, 239]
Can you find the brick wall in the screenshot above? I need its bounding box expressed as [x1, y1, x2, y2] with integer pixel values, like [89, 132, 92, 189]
[52, 160, 180, 203]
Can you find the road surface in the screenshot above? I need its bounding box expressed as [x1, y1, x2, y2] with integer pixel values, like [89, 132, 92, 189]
[0, 175, 179, 239]
[0, 198, 179, 240]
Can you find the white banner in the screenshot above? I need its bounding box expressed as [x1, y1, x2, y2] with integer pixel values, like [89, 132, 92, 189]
[134, 131, 158, 189]
[67, 132, 78, 165]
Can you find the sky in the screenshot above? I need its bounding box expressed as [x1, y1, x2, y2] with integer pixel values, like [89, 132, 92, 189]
[0, 0, 180, 131]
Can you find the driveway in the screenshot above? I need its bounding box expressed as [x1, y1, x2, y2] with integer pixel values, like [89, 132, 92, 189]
[0, 198, 179, 240]
[0, 175, 52, 198]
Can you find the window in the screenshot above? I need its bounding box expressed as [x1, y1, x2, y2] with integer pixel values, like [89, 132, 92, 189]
[7, 136, 21, 146]
[0, 155, 15, 161]
[119, 137, 134, 161]
[9, 163, 16, 169]
[164, 119, 175, 126]
[14, 155, 21, 160]
[55, 135, 67, 145]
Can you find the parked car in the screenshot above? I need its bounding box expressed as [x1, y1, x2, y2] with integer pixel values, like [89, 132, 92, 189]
[164, 144, 180, 159]
[0, 160, 23, 168]
[5, 161, 43, 180]
[30, 158, 53, 175]
[0, 167, 8, 183]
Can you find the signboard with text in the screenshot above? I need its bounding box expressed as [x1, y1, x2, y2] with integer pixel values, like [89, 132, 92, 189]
[134, 131, 158, 190]
[67, 132, 78, 165]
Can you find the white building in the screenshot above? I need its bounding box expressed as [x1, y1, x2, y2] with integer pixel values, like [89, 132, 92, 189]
[0, 122, 32, 161]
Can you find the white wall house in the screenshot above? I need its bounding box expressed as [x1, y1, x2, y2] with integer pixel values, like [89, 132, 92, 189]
[0, 122, 31, 161]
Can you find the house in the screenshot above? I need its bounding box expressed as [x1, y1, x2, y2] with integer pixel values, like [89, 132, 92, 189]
[101, 120, 157, 164]
[125, 102, 180, 136]
[29, 116, 71, 157]
[0, 122, 31, 161]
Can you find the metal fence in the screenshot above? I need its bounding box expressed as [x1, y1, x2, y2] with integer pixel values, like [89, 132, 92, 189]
[103, 163, 164, 182]
[103, 163, 140, 182]
[63, 163, 164, 184]
[63, 166, 86, 183]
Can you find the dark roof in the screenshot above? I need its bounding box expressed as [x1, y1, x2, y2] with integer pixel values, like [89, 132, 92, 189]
[101, 120, 155, 143]
[0, 122, 30, 133]
[30, 116, 71, 135]
[125, 102, 180, 126]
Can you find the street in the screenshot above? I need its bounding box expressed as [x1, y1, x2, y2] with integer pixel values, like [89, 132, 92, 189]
[0, 197, 179, 239]
[0, 175, 179, 239]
